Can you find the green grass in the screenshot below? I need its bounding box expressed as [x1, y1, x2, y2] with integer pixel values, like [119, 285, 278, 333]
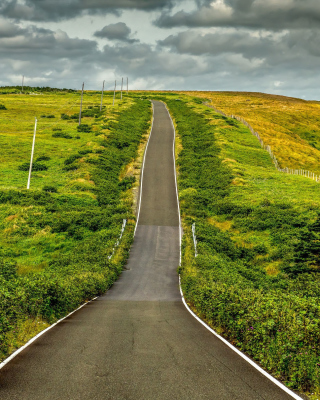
[0, 88, 152, 361]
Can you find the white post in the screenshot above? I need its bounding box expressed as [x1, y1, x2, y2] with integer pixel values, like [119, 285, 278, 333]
[21, 75, 24, 93]
[113, 80, 116, 106]
[100, 80, 105, 112]
[121, 77, 123, 100]
[127, 77, 128, 94]
[27, 118, 38, 190]
[79, 82, 84, 126]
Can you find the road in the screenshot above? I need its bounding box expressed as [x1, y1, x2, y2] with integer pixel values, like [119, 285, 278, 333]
[0, 101, 300, 399]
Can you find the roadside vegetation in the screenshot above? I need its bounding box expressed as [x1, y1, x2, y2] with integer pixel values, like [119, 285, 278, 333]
[164, 95, 320, 398]
[0, 87, 151, 361]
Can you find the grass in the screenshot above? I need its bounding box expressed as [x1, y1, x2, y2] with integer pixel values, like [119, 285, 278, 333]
[163, 94, 320, 398]
[0, 87, 152, 361]
[182, 91, 320, 175]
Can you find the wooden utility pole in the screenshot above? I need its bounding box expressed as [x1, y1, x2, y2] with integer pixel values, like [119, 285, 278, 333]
[79, 82, 84, 126]
[113, 80, 116, 106]
[100, 80, 105, 111]
[27, 118, 38, 190]
[127, 77, 128, 94]
[121, 77, 123, 100]
[21, 75, 24, 93]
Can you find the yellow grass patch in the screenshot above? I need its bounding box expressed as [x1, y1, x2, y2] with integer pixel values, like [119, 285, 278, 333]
[208, 217, 232, 231]
[181, 91, 320, 174]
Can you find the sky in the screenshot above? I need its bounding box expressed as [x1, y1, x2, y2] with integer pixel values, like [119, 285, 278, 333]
[1, 0, 320, 99]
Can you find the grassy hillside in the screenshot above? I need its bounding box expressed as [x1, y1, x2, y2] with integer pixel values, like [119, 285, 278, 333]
[184, 91, 320, 175]
[0, 88, 151, 361]
[163, 94, 320, 398]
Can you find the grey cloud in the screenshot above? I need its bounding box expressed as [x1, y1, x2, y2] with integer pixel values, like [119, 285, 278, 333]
[0, 0, 176, 22]
[155, 0, 320, 31]
[0, 18, 26, 37]
[94, 22, 139, 43]
[158, 28, 320, 71]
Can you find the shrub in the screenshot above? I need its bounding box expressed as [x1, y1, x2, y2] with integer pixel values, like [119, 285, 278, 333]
[36, 156, 51, 162]
[18, 162, 48, 172]
[42, 185, 58, 193]
[77, 124, 92, 133]
[0, 104, 7, 110]
[52, 132, 73, 139]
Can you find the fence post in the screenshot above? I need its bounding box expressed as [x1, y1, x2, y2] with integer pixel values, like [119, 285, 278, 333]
[113, 80, 116, 106]
[79, 82, 84, 126]
[192, 223, 198, 258]
[100, 80, 105, 112]
[27, 118, 37, 190]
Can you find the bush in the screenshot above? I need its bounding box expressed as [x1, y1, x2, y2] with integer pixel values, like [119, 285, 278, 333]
[77, 124, 92, 133]
[0, 104, 7, 110]
[18, 162, 48, 172]
[52, 132, 73, 139]
[42, 185, 58, 193]
[36, 156, 51, 162]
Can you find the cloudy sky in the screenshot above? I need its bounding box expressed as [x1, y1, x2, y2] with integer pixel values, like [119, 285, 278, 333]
[1, 0, 320, 99]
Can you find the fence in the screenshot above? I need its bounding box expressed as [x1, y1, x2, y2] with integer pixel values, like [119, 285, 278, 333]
[206, 103, 320, 183]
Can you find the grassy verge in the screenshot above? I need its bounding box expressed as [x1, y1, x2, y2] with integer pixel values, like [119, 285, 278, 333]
[0, 88, 151, 361]
[165, 96, 320, 398]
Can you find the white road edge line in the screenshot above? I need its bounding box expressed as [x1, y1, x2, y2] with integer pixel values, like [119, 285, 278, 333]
[134, 101, 155, 237]
[0, 297, 98, 370]
[164, 101, 303, 400]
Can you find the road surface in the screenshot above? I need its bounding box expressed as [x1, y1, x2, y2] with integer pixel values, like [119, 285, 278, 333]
[0, 101, 300, 399]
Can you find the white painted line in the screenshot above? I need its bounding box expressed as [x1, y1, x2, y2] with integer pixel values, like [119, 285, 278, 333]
[163, 103, 182, 266]
[134, 101, 155, 237]
[0, 297, 98, 371]
[165, 100, 303, 400]
[179, 280, 303, 399]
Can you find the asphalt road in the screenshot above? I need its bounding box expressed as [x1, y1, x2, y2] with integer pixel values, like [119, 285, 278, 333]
[0, 101, 300, 399]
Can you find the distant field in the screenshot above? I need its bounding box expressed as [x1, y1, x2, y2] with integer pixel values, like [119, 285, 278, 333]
[184, 91, 320, 175]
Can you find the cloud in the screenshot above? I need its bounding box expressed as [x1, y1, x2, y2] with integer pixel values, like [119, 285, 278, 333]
[0, 0, 177, 22]
[158, 28, 320, 72]
[94, 22, 139, 43]
[0, 18, 26, 37]
[155, 0, 320, 31]
[0, 20, 210, 91]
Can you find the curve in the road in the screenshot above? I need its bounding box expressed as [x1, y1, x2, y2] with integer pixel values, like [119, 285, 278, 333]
[0, 101, 302, 400]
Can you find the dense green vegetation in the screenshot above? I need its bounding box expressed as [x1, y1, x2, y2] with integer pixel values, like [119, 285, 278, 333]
[0, 93, 151, 361]
[165, 97, 320, 396]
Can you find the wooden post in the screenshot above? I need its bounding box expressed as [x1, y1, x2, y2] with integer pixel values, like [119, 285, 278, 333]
[113, 80, 116, 106]
[100, 80, 105, 111]
[27, 118, 37, 190]
[79, 82, 84, 126]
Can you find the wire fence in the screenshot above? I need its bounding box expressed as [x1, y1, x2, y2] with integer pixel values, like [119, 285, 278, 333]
[206, 102, 320, 183]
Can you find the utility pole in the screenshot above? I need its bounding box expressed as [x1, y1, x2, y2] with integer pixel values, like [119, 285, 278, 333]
[79, 82, 84, 126]
[27, 118, 38, 190]
[127, 77, 128, 95]
[113, 80, 116, 106]
[121, 77, 123, 100]
[21, 75, 24, 93]
[100, 80, 105, 111]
